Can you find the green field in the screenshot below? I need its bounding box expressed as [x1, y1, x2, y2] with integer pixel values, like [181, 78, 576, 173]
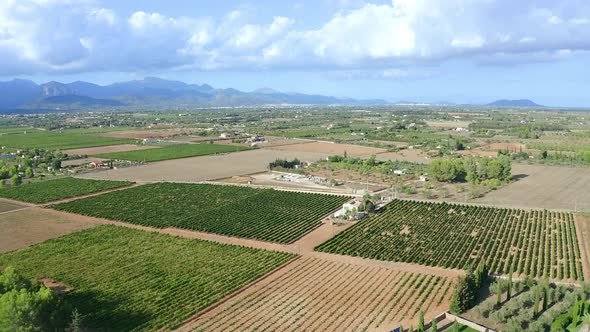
[0, 177, 133, 203]
[53, 183, 350, 243]
[316, 199, 583, 280]
[96, 143, 252, 161]
[0, 129, 134, 150]
[0, 225, 295, 331]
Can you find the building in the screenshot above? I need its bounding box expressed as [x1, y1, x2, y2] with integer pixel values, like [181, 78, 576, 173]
[334, 200, 366, 220]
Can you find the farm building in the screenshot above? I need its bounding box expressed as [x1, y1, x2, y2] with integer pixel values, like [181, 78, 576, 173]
[334, 200, 366, 220]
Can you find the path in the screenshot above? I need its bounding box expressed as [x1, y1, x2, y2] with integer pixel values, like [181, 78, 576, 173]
[574, 213, 590, 282]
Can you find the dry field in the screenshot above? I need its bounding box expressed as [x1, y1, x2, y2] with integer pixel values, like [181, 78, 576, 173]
[0, 207, 95, 253]
[181, 257, 453, 332]
[376, 149, 430, 163]
[268, 141, 386, 157]
[475, 164, 590, 211]
[62, 144, 158, 156]
[61, 157, 107, 167]
[78, 149, 328, 182]
[0, 199, 26, 213]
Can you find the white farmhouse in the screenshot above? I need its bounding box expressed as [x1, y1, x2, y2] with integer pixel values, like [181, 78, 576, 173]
[334, 200, 366, 220]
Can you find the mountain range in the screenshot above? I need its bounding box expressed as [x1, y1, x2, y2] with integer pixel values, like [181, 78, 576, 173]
[0, 77, 546, 111]
[0, 77, 386, 110]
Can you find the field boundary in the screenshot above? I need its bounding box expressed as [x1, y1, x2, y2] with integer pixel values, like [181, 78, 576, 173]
[574, 214, 590, 281]
[173, 255, 302, 330]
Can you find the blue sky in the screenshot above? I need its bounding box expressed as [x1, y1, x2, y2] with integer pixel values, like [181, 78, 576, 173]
[1, 0, 590, 106]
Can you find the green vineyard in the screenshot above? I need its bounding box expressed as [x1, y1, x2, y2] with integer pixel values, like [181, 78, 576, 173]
[316, 200, 584, 281]
[0, 177, 133, 203]
[0, 225, 295, 331]
[53, 183, 350, 243]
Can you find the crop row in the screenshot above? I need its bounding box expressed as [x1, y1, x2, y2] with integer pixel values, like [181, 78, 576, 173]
[189, 257, 452, 331]
[0, 225, 295, 331]
[316, 199, 584, 281]
[53, 183, 350, 243]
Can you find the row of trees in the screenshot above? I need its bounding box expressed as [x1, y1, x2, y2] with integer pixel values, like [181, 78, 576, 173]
[428, 156, 512, 183]
[450, 262, 490, 314]
[269, 158, 302, 169]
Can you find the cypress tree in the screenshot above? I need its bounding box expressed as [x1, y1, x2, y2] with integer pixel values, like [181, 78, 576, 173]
[418, 312, 425, 332]
[542, 286, 548, 311]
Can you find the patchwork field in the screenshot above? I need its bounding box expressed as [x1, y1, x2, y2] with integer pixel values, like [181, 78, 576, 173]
[0, 130, 134, 150]
[96, 143, 252, 161]
[0, 207, 95, 253]
[96, 128, 195, 139]
[53, 183, 350, 243]
[0, 225, 295, 331]
[78, 149, 328, 182]
[184, 256, 453, 331]
[475, 164, 590, 211]
[62, 144, 158, 156]
[0, 177, 133, 203]
[268, 141, 387, 157]
[316, 199, 584, 281]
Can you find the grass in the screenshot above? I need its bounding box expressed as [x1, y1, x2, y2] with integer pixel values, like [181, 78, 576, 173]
[0, 177, 133, 203]
[52, 183, 350, 243]
[0, 129, 134, 150]
[96, 143, 253, 161]
[0, 225, 295, 331]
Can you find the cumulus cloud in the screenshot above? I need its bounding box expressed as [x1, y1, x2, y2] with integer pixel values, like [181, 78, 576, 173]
[1, 0, 590, 75]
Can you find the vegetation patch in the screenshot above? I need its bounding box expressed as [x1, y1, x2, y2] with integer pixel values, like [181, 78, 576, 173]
[316, 199, 584, 281]
[96, 143, 253, 161]
[0, 225, 295, 331]
[53, 183, 350, 243]
[0, 129, 134, 150]
[0, 177, 133, 203]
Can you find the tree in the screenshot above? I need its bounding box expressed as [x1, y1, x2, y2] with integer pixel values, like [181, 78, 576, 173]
[450, 271, 477, 314]
[533, 289, 540, 317]
[366, 154, 377, 167]
[542, 286, 549, 311]
[507, 267, 513, 301]
[10, 174, 21, 186]
[25, 167, 34, 178]
[431, 319, 437, 332]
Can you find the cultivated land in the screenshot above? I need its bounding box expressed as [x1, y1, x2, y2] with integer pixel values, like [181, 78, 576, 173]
[96, 143, 252, 162]
[0, 207, 95, 253]
[53, 183, 350, 243]
[475, 164, 590, 211]
[62, 144, 158, 156]
[0, 177, 133, 203]
[268, 141, 387, 157]
[96, 128, 196, 139]
[77, 149, 328, 182]
[184, 257, 453, 332]
[316, 199, 584, 281]
[0, 130, 134, 150]
[0, 225, 295, 331]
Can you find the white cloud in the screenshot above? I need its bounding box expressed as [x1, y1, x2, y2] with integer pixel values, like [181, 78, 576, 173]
[1, 0, 590, 75]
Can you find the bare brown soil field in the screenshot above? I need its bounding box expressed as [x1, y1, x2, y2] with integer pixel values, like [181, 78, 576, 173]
[268, 141, 386, 157]
[77, 149, 328, 182]
[483, 142, 526, 151]
[457, 149, 498, 158]
[425, 120, 472, 129]
[61, 157, 107, 167]
[475, 164, 590, 211]
[574, 213, 590, 281]
[376, 149, 431, 163]
[62, 144, 158, 156]
[181, 256, 453, 332]
[96, 128, 194, 139]
[0, 207, 95, 253]
[0, 199, 26, 213]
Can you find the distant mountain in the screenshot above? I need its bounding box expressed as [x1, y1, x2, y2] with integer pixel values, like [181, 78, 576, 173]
[0, 77, 387, 110]
[486, 99, 544, 107]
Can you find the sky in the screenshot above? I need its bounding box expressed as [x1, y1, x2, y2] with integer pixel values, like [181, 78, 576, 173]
[1, 0, 590, 106]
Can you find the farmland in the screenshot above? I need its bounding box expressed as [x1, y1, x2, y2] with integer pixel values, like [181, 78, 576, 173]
[53, 183, 350, 243]
[0, 225, 295, 331]
[316, 199, 584, 281]
[96, 143, 252, 161]
[0, 177, 133, 203]
[184, 256, 453, 331]
[62, 144, 158, 156]
[0, 129, 134, 150]
[268, 141, 387, 157]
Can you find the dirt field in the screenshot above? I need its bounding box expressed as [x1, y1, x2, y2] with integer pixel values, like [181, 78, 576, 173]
[268, 141, 386, 157]
[0, 207, 95, 253]
[376, 149, 431, 163]
[62, 144, 158, 156]
[425, 120, 472, 129]
[0, 199, 26, 213]
[77, 149, 328, 182]
[475, 164, 590, 211]
[181, 256, 453, 331]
